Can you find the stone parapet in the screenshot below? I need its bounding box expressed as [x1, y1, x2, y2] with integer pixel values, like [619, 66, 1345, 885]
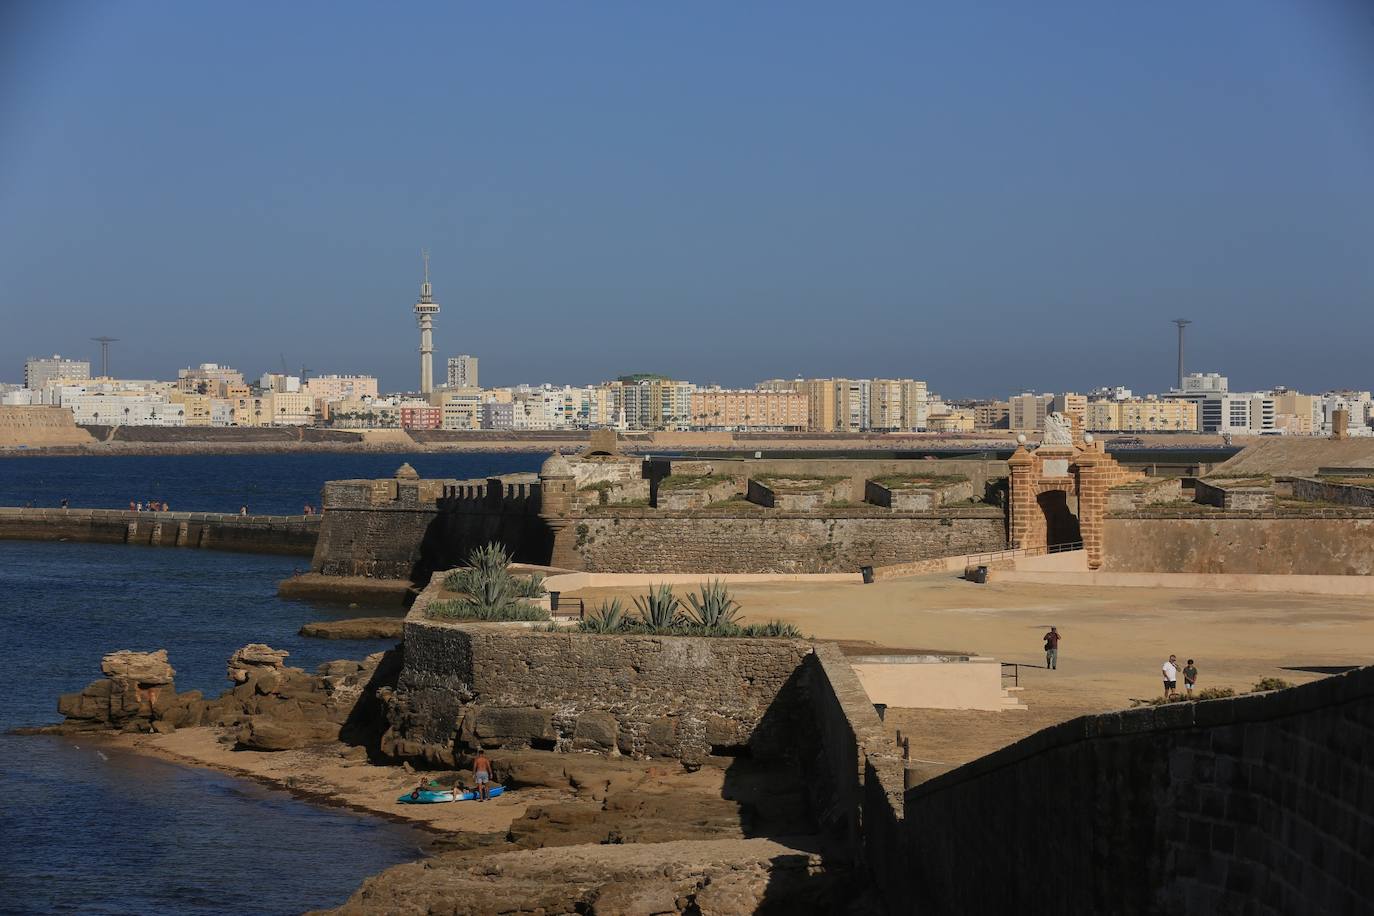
[903, 666, 1374, 914]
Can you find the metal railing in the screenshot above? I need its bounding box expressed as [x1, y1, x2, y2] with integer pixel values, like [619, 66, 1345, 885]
[549, 595, 585, 620]
[965, 541, 1083, 567]
[1001, 662, 1020, 688]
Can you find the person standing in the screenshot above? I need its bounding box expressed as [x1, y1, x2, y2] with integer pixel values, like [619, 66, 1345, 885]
[1183, 659, 1198, 697]
[1162, 655, 1179, 699]
[473, 751, 493, 802]
[1043, 626, 1061, 670]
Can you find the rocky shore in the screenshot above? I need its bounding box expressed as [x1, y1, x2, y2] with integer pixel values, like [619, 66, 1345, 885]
[32, 644, 854, 915]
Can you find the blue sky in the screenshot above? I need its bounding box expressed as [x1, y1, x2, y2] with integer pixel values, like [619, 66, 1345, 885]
[2, 0, 1372, 397]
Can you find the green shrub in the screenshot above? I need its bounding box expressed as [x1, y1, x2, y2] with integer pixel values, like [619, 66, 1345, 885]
[514, 573, 547, 598]
[684, 580, 741, 632]
[1195, 687, 1235, 700]
[634, 584, 683, 632]
[579, 598, 631, 633]
[426, 599, 548, 622]
[740, 619, 803, 638]
[1251, 677, 1295, 693]
[432, 543, 547, 621]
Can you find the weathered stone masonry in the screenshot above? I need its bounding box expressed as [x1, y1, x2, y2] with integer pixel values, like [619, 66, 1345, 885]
[571, 509, 1005, 574]
[901, 666, 1374, 914]
[382, 615, 812, 766]
[0, 507, 318, 556]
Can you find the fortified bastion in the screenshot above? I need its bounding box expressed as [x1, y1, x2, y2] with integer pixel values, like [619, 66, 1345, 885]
[308, 449, 1011, 581]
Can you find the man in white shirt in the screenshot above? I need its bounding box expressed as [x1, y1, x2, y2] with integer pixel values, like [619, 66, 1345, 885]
[1162, 655, 1179, 699]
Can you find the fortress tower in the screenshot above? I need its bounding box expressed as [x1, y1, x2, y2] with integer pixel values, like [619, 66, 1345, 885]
[414, 250, 440, 394]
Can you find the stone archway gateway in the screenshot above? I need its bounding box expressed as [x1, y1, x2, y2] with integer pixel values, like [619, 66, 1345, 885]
[1007, 413, 1144, 569]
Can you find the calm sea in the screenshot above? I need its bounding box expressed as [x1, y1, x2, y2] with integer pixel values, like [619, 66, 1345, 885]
[0, 452, 545, 914]
[0, 451, 546, 515]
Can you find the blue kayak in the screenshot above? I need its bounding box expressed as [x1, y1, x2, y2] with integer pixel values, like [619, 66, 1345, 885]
[397, 785, 505, 804]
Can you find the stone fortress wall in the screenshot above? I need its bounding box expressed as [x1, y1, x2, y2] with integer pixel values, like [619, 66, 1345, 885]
[0, 405, 96, 447]
[380, 594, 1374, 915]
[900, 664, 1374, 914]
[309, 453, 1011, 580]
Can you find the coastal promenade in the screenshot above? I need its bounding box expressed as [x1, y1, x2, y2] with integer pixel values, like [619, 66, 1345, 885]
[0, 506, 318, 556]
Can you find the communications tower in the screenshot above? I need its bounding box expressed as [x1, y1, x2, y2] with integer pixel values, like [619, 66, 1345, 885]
[414, 250, 440, 394]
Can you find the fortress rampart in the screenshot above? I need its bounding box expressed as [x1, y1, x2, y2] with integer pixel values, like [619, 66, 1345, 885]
[310, 455, 1011, 580]
[0, 507, 317, 555]
[901, 664, 1374, 914]
[1103, 509, 1374, 576]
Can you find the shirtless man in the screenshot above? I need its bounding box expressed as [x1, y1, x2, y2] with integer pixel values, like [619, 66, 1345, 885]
[473, 751, 493, 801]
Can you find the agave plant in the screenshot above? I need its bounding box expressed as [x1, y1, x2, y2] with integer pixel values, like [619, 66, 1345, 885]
[514, 572, 547, 598]
[442, 542, 523, 615]
[634, 584, 682, 632]
[581, 598, 630, 633]
[742, 620, 803, 639]
[684, 580, 742, 632]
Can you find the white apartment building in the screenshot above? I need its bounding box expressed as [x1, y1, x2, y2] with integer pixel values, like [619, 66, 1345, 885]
[68, 392, 184, 426]
[1319, 391, 1373, 436]
[24, 355, 90, 389]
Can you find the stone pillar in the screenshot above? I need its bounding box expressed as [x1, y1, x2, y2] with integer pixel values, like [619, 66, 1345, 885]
[538, 452, 581, 570]
[1075, 450, 1107, 569]
[1333, 408, 1349, 440]
[1007, 446, 1036, 550]
[175, 521, 189, 546]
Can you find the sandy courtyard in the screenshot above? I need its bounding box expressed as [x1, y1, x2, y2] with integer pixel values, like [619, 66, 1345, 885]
[574, 574, 1374, 773]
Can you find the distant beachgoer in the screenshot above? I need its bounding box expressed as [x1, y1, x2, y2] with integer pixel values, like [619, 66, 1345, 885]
[1162, 655, 1179, 699]
[473, 751, 493, 802]
[239, 505, 248, 516]
[60, 498, 69, 510]
[1043, 626, 1060, 670]
[162, 501, 171, 512]
[1183, 659, 1198, 696]
[136, 502, 144, 512]
[129, 500, 136, 512]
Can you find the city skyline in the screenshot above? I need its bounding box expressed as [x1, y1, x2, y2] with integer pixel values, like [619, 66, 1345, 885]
[3, 2, 1373, 395]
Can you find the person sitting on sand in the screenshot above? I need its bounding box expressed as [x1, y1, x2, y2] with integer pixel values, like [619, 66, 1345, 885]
[473, 751, 493, 802]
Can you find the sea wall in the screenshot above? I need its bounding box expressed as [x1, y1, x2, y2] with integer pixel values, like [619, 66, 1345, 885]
[383, 613, 811, 766]
[0, 507, 317, 556]
[313, 476, 548, 580]
[902, 665, 1374, 914]
[571, 509, 1006, 573]
[1102, 513, 1374, 575]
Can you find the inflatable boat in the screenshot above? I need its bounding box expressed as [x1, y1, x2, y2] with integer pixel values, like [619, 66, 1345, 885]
[397, 785, 505, 804]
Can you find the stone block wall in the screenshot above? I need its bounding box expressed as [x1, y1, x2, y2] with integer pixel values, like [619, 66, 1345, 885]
[902, 666, 1374, 914]
[570, 509, 1007, 573]
[747, 478, 852, 510]
[1102, 514, 1374, 575]
[1107, 476, 1183, 512]
[383, 615, 812, 766]
[1291, 477, 1374, 508]
[1195, 479, 1276, 511]
[656, 478, 738, 510]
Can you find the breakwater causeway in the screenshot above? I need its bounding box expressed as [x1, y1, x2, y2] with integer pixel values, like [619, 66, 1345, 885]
[0, 506, 319, 554]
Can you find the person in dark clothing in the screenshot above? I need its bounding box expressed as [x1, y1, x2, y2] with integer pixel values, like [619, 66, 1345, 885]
[1043, 626, 1061, 670]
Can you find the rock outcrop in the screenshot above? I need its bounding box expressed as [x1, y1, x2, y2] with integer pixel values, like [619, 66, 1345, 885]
[55, 644, 399, 750]
[57, 649, 201, 733]
[299, 618, 405, 640]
